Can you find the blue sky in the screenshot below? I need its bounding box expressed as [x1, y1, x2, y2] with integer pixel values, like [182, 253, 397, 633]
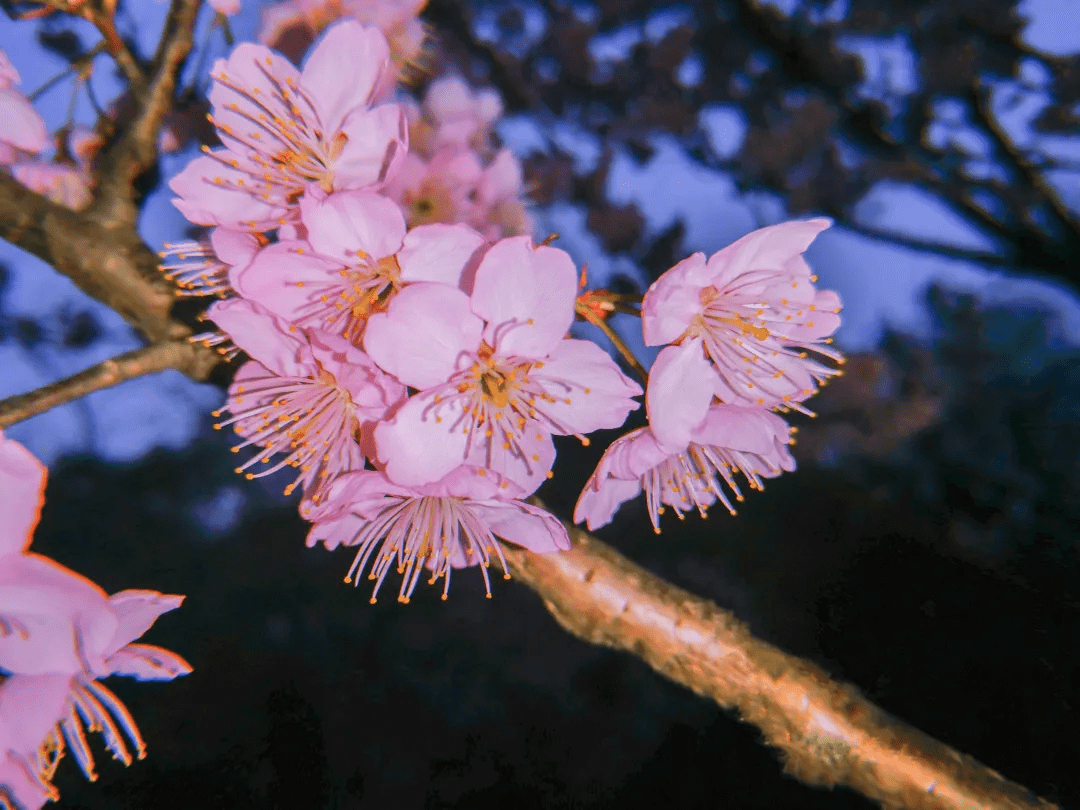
[1, 0, 1079, 466]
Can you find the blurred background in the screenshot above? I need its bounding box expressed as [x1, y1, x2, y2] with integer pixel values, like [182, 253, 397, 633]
[1, 0, 1077, 807]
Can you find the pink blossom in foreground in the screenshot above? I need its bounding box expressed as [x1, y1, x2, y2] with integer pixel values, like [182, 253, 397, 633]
[302, 466, 569, 602]
[159, 227, 262, 299]
[364, 237, 642, 488]
[641, 220, 843, 433]
[231, 188, 486, 342]
[0, 433, 190, 806]
[259, 0, 428, 83]
[0, 50, 48, 164]
[574, 404, 796, 532]
[208, 299, 406, 499]
[169, 21, 407, 231]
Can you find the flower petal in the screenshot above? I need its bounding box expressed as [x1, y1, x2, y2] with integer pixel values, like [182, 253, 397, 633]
[374, 392, 469, 486]
[103, 591, 185, 659]
[301, 22, 390, 135]
[364, 283, 482, 389]
[334, 104, 408, 189]
[463, 422, 555, 497]
[705, 218, 831, 290]
[104, 643, 192, 681]
[169, 155, 286, 230]
[229, 241, 344, 323]
[641, 252, 708, 346]
[0, 87, 47, 154]
[0, 432, 46, 557]
[398, 223, 487, 287]
[475, 501, 571, 553]
[206, 298, 313, 378]
[645, 340, 716, 451]
[301, 189, 406, 263]
[470, 237, 578, 358]
[573, 474, 642, 531]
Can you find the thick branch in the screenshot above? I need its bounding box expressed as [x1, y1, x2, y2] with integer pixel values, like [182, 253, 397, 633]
[0, 340, 219, 428]
[0, 173, 182, 343]
[502, 523, 1059, 810]
[93, 0, 202, 223]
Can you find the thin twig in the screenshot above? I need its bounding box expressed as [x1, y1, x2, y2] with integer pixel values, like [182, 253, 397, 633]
[0, 341, 218, 429]
[501, 520, 1060, 810]
[575, 301, 650, 385]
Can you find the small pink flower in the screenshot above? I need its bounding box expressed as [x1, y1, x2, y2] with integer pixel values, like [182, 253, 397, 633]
[641, 220, 843, 443]
[302, 466, 569, 602]
[230, 188, 486, 342]
[407, 76, 503, 157]
[364, 236, 642, 488]
[0, 50, 48, 163]
[574, 404, 796, 532]
[385, 147, 484, 229]
[159, 227, 262, 298]
[169, 21, 407, 231]
[210, 0, 241, 14]
[208, 298, 407, 499]
[259, 0, 428, 82]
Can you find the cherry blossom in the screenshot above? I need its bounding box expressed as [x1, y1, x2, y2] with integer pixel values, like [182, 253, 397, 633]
[405, 75, 503, 156]
[641, 219, 843, 438]
[0, 50, 48, 165]
[302, 466, 569, 602]
[364, 236, 642, 488]
[0, 433, 190, 807]
[259, 0, 428, 82]
[574, 404, 796, 532]
[207, 298, 406, 499]
[169, 20, 407, 231]
[230, 188, 487, 342]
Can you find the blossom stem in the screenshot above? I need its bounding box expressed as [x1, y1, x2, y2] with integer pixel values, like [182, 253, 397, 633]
[574, 300, 649, 385]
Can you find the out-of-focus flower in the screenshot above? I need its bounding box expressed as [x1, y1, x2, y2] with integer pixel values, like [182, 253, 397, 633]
[406, 76, 502, 156]
[364, 236, 642, 489]
[8, 127, 104, 211]
[207, 298, 407, 499]
[230, 188, 486, 342]
[159, 227, 262, 299]
[0, 433, 190, 808]
[169, 21, 407, 232]
[302, 466, 569, 602]
[641, 219, 843, 445]
[210, 0, 241, 14]
[0, 49, 48, 164]
[574, 404, 796, 532]
[259, 0, 428, 83]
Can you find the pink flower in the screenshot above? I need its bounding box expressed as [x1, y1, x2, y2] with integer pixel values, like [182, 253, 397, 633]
[574, 404, 796, 532]
[169, 21, 407, 231]
[364, 236, 643, 488]
[385, 147, 484, 229]
[230, 188, 486, 342]
[259, 0, 428, 82]
[0, 50, 48, 163]
[159, 227, 262, 298]
[207, 298, 407, 499]
[0, 433, 190, 804]
[407, 76, 503, 157]
[210, 0, 241, 14]
[301, 466, 569, 602]
[641, 220, 843, 444]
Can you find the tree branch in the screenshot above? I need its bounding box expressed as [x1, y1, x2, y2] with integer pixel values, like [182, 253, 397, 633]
[502, 521, 1059, 810]
[0, 340, 219, 429]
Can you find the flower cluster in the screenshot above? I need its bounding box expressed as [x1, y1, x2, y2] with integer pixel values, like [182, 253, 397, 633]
[575, 219, 844, 533]
[168, 21, 641, 602]
[0, 433, 190, 810]
[387, 75, 533, 239]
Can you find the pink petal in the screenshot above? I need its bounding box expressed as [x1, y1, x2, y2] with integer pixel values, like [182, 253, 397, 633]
[397, 224, 487, 287]
[307, 330, 407, 419]
[641, 252, 708, 346]
[104, 643, 192, 681]
[705, 219, 831, 290]
[531, 338, 642, 434]
[782, 288, 842, 342]
[169, 155, 287, 230]
[206, 299, 313, 378]
[228, 241, 343, 323]
[645, 340, 716, 451]
[691, 405, 796, 473]
[0, 432, 46, 557]
[301, 189, 405, 263]
[207, 45, 300, 153]
[209, 227, 260, 270]
[573, 474, 642, 531]
[334, 104, 408, 189]
[474, 501, 571, 553]
[462, 421, 556, 496]
[0, 88, 47, 154]
[103, 591, 185, 658]
[374, 392, 470, 486]
[0, 673, 72, 752]
[363, 283, 482, 389]
[470, 237, 578, 358]
[301, 22, 390, 135]
[595, 427, 672, 480]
